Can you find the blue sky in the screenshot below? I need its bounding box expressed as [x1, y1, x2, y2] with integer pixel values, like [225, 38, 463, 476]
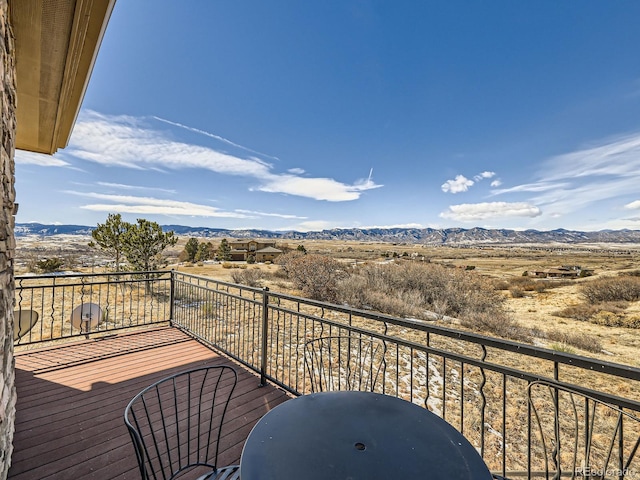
[15, 1, 640, 232]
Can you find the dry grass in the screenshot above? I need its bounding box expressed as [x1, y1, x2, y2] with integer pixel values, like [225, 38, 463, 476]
[16, 236, 640, 367]
[15, 236, 640, 474]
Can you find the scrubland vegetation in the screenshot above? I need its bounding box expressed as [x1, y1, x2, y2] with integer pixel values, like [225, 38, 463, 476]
[16, 235, 640, 365]
[554, 274, 640, 328]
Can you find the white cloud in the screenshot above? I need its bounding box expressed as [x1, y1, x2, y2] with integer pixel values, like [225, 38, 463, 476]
[442, 171, 496, 194]
[64, 111, 381, 202]
[490, 179, 502, 187]
[284, 220, 339, 232]
[495, 133, 640, 218]
[359, 223, 425, 229]
[492, 181, 570, 195]
[624, 200, 640, 210]
[257, 173, 382, 202]
[439, 202, 542, 221]
[15, 150, 70, 167]
[473, 171, 495, 181]
[97, 182, 177, 194]
[288, 168, 305, 174]
[441, 175, 474, 193]
[66, 191, 250, 218]
[234, 209, 307, 219]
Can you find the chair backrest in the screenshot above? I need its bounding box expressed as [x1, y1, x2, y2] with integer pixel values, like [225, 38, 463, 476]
[124, 366, 237, 480]
[13, 309, 38, 341]
[528, 380, 640, 480]
[304, 336, 387, 393]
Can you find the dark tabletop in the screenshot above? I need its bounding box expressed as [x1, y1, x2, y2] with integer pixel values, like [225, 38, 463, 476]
[240, 391, 493, 480]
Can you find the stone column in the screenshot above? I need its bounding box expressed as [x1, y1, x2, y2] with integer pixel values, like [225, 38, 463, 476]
[0, 0, 17, 477]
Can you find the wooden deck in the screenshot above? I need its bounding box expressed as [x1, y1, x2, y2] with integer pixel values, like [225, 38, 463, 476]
[8, 327, 292, 479]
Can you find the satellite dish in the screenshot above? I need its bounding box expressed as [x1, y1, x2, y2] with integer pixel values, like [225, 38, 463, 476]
[71, 303, 102, 332]
[13, 310, 38, 341]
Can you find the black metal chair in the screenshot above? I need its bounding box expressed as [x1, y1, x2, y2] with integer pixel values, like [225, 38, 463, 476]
[304, 335, 387, 393]
[124, 366, 240, 480]
[528, 380, 640, 480]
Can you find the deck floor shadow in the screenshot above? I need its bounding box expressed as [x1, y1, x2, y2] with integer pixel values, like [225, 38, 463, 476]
[9, 327, 291, 480]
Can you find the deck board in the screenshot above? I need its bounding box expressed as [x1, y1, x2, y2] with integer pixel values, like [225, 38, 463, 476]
[8, 327, 292, 479]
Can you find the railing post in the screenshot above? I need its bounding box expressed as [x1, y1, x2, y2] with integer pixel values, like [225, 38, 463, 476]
[169, 270, 175, 325]
[260, 287, 269, 386]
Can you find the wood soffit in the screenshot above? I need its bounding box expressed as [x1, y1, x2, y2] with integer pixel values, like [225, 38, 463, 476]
[9, 0, 116, 155]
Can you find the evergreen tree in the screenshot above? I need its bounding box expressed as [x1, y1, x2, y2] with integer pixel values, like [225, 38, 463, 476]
[195, 242, 210, 262]
[217, 238, 232, 261]
[184, 237, 199, 262]
[123, 219, 177, 273]
[89, 213, 129, 271]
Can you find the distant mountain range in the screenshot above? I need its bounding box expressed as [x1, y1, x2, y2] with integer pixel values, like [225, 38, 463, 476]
[14, 223, 640, 245]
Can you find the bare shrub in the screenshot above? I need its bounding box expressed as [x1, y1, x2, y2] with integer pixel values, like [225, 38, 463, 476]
[621, 270, 640, 277]
[546, 329, 602, 353]
[546, 280, 574, 289]
[460, 312, 532, 343]
[554, 303, 601, 322]
[510, 287, 525, 298]
[338, 274, 424, 318]
[492, 279, 510, 291]
[275, 251, 305, 276]
[508, 277, 538, 291]
[590, 311, 640, 328]
[533, 283, 548, 293]
[581, 276, 640, 304]
[336, 262, 528, 339]
[277, 253, 346, 301]
[554, 301, 640, 329]
[230, 268, 263, 287]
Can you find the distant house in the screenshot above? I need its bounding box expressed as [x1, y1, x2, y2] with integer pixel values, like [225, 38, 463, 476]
[527, 265, 591, 278]
[228, 239, 283, 262]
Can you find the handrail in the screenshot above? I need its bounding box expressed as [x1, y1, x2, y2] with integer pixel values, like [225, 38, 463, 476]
[15, 270, 640, 478]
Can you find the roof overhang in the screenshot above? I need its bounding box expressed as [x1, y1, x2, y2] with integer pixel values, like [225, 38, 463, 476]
[9, 0, 116, 154]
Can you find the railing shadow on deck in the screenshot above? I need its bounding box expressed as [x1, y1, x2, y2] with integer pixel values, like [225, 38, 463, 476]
[16, 270, 640, 479]
[9, 327, 291, 480]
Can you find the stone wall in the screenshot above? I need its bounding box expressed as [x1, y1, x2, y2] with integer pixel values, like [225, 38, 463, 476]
[0, 0, 17, 477]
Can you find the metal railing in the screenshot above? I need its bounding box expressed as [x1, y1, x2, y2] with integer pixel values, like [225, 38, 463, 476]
[15, 270, 640, 478]
[14, 271, 172, 344]
[171, 271, 640, 478]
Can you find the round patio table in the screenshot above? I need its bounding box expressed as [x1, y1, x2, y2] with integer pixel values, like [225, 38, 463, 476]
[240, 391, 493, 480]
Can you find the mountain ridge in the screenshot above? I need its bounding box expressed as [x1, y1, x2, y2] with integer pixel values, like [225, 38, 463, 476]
[15, 223, 640, 245]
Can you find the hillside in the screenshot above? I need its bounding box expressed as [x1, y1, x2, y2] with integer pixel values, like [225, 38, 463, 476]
[15, 223, 640, 245]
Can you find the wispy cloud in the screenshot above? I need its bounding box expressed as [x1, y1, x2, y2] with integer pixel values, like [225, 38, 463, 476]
[492, 181, 571, 195]
[283, 220, 340, 232]
[439, 202, 541, 221]
[15, 150, 70, 167]
[492, 132, 640, 221]
[234, 209, 307, 219]
[64, 111, 381, 202]
[152, 116, 281, 162]
[97, 182, 177, 194]
[65, 191, 251, 218]
[359, 223, 425, 229]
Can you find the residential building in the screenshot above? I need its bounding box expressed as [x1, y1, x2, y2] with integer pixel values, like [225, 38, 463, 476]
[228, 239, 282, 262]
